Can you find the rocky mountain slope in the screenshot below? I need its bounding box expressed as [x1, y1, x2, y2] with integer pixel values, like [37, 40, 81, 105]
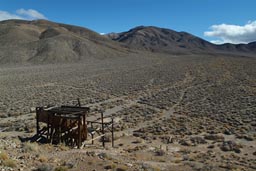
[107, 26, 256, 55]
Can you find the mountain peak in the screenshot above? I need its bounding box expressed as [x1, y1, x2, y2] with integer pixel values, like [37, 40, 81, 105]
[108, 25, 214, 53]
[107, 26, 256, 55]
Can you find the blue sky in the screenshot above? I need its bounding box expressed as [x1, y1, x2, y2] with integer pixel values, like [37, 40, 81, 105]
[0, 0, 256, 44]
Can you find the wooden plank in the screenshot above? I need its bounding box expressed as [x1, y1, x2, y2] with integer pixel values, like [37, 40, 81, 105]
[36, 108, 40, 134]
[111, 118, 114, 147]
[101, 112, 105, 148]
[78, 116, 81, 148]
[60, 105, 89, 111]
[80, 133, 106, 149]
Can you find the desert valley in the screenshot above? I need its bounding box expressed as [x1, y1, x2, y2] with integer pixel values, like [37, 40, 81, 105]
[0, 19, 255, 171]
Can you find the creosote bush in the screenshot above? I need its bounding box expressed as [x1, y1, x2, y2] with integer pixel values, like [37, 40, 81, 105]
[0, 151, 9, 160]
[22, 142, 39, 153]
[54, 166, 68, 171]
[155, 149, 165, 156]
[2, 159, 16, 168]
[35, 164, 53, 171]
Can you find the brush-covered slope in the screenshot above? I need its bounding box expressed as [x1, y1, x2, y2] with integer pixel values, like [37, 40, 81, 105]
[0, 19, 130, 64]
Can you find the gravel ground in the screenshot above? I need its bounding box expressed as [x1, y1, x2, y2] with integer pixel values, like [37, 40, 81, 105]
[0, 53, 256, 170]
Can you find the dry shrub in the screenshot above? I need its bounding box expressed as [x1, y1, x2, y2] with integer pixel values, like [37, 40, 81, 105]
[0, 151, 9, 160]
[54, 166, 68, 171]
[116, 165, 128, 171]
[151, 166, 161, 171]
[155, 149, 165, 156]
[174, 159, 181, 163]
[104, 163, 116, 170]
[22, 142, 39, 153]
[38, 155, 48, 162]
[2, 159, 16, 168]
[58, 143, 69, 151]
[36, 164, 53, 171]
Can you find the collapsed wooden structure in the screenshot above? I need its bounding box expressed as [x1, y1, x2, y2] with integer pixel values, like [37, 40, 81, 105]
[36, 103, 115, 148]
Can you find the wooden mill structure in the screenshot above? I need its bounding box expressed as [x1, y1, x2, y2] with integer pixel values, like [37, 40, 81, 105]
[35, 101, 115, 148]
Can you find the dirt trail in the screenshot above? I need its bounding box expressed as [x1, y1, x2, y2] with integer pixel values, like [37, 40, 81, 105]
[100, 72, 196, 135]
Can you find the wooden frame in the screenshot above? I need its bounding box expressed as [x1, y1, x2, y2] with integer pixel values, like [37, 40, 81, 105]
[36, 105, 89, 148]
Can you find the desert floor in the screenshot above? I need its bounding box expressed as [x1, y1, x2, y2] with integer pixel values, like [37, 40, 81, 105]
[0, 53, 255, 171]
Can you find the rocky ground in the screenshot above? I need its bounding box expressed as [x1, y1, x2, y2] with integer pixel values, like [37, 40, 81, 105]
[0, 53, 256, 170]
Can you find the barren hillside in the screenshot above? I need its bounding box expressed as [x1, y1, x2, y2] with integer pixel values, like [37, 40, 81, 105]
[0, 19, 132, 64]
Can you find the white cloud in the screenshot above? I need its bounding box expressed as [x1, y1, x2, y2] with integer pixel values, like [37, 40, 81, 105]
[0, 11, 23, 21]
[100, 33, 105, 35]
[16, 9, 47, 20]
[204, 21, 256, 44]
[0, 9, 47, 21]
[209, 40, 224, 44]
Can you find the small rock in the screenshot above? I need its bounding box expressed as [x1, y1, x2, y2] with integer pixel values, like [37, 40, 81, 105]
[98, 152, 107, 159]
[207, 145, 215, 149]
[179, 139, 191, 146]
[190, 136, 207, 144]
[220, 141, 242, 153]
[30, 107, 36, 113]
[204, 134, 224, 142]
[223, 129, 232, 135]
[104, 165, 113, 169]
[244, 135, 254, 141]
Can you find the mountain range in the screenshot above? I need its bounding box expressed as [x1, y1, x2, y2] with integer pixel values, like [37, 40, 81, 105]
[0, 19, 255, 64]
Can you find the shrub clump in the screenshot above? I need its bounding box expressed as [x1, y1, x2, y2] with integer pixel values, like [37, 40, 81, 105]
[36, 164, 53, 171]
[155, 149, 165, 156]
[2, 159, 16, 168]
[0, 151, 9, 160]
[54, 166, 68, 171]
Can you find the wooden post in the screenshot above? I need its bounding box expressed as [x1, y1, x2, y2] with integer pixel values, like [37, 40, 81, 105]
[47, 111, 50, 142]
[91, 122, 94, 144]
[78, 116, 81, 148]
[101, 112, 105, 148]
[54, 115, 62, 144]
[83, 114, 87, 140]
[77, 98, 81, 107]
[111, 118, 114, 148]
[36, 108, 40, 134]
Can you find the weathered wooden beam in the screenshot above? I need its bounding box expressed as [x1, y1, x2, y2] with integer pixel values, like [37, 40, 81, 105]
[36, 108, 40, 134]
[101, 112, 105, 148]
[77, 98, 81, 107]
[83, 113, 87, 140]
[91, 122, 94, 144]
[78, 116, 81, 148]
[111, 118, 114, 148]
[80, 133, 107, 149]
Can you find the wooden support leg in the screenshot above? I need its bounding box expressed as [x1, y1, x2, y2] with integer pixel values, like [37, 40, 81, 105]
[77, 98, 81, 107]
[56, 118, 61, 144]
[36, 109, 39, 135]
[47, 114, 50, 142]
[111, 118, 114, 148]
[78, 117, 81, 148]
[101, 112, 105, 148]
[91, 122, 94, 145]
[83, 115, 87, 140]
[50, 126, 54, 144]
